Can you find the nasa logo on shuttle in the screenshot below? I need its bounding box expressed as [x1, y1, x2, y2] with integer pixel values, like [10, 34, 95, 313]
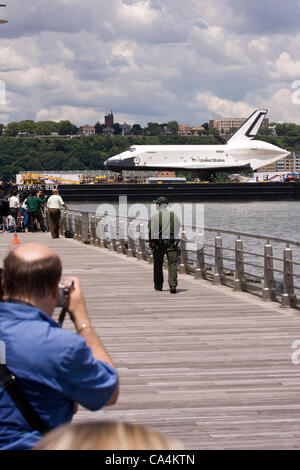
[134, 156, 140, 164]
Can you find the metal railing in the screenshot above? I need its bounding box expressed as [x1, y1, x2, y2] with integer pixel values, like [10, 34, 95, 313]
[53, 208, 300, 310]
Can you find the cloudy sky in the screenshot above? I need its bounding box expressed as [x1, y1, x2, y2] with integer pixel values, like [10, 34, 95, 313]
[1, 0, 300, 126]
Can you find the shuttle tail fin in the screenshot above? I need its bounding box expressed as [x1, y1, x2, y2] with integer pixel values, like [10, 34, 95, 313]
[227, 109, 268, 144]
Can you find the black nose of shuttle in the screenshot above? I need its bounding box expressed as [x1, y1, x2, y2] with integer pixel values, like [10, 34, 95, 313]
[104, 158, 121, 170]
[104, 156, 135, 171]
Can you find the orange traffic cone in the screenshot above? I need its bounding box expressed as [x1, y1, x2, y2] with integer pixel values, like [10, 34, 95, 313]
[12, 231, 21, 245]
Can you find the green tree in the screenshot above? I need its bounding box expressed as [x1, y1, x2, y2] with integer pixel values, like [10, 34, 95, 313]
[209, 127, 220, 136]
[94, 121, 105, 134]
[147, 122, 162, 136]
[131, 124, 142, 135]
[18, 120, 36, 134]
[112, 123, 122, 135]
[276, 123, 300, 136]
[57, 120, 77, 135]
[258, 127, 273, 136]
[167, 120, 179, 135]
[35, 121, 58, 135]
[6, 122, 21, 136]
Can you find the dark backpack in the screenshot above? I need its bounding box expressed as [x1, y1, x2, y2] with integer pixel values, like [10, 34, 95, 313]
[65, 231, 74, 238]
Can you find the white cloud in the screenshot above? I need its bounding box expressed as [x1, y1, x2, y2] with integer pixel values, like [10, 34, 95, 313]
[1, 0, 300, 126]
[195, 92, 254, 118]
[267, 88, 300, 123]
[36, 105, 101, 125]
[0, 46, 28, 71]
[270, 52, 300, 79]
[118, 1, 159, 23]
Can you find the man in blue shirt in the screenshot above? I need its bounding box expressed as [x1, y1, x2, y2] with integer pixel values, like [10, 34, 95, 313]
[0, 243, 119, 450]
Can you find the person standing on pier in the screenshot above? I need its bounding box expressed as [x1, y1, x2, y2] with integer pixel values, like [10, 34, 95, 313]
[26, 189, 47, 232]
[47, 189, 67, 238]
[148, 197, 181, 294]
[8, 189, 20, 222]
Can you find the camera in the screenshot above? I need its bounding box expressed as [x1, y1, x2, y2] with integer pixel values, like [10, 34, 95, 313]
[56, 280, 74, 308]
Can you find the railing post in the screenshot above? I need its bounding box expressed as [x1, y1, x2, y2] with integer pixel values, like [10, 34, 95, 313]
[78, 214, 83, 242]
[281, 246, 297, 308]
[68, 213, 73, 236]
[64, 211, 69, 234]
[81, 212, 89, 244]
[74, 214, 78, 240]
[98, 217, 106, 248]
[94, 216, 100, 247]
[214, 234, 224, 285]
[137, 224, 146, 260]
[62, 211, 67, 236]
[148, 241, 154, 264]
[109, 219, 117, 251]
[263, 242, 276, 301]
[117, 219, 126, 254]
[234, 238, 246, 291]
[195, 233, 206, 280]
[90, 215, 95, 245]
[127, 222, 134, 257]
[178, 231, 187, 274]
[59, 211, 64, 236]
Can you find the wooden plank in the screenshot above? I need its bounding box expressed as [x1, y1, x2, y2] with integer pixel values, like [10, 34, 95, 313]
[1, 231, 300, 450]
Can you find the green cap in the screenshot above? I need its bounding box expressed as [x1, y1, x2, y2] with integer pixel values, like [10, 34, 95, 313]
[153, 196, 168, 205]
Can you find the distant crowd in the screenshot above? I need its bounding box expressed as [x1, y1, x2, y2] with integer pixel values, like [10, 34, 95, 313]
[0, 184, 47, 233]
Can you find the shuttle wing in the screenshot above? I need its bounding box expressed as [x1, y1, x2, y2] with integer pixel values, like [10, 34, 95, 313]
[227, 109, 268, 144]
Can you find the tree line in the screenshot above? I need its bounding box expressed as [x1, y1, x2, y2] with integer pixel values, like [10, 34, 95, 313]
[2, 119, 300, 138]
[0, 120, 181, 137]
[0, 134, 221, 181]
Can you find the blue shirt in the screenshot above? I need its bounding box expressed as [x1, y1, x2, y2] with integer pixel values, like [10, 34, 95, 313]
[0, 302, 118, 450]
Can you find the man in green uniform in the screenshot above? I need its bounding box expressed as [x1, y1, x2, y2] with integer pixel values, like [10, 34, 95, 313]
[26, 189, 47, 232]
[148, 196, 181, 294]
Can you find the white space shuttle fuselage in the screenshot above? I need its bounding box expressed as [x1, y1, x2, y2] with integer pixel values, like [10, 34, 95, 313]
[104, 110, 290, 173]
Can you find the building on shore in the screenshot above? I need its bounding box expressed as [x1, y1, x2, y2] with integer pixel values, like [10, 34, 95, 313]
[156, 171, 176, 178]
[178, 125, 205, 136]
[105, 111, 114, 128]
[78, 125, 95, 136]
[120, 123, 132, 136]
[209, 117, 269, 135]
[257, 152, 300, 173]
[102, 126, 115, 137]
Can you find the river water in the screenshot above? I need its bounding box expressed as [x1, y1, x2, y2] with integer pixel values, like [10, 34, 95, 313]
[68, 200, 300, 286]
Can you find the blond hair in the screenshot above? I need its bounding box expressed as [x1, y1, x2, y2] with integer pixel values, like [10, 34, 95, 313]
[34, 421, 183, 451]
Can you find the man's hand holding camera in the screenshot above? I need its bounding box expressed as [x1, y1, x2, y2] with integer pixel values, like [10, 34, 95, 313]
[60, 276, 91, 334]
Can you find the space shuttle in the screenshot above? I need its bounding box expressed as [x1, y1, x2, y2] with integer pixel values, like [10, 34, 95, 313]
[104, 110, 290, 176]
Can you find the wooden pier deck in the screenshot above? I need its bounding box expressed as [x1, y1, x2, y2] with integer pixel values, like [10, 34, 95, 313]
[1, 232, 300, 450]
